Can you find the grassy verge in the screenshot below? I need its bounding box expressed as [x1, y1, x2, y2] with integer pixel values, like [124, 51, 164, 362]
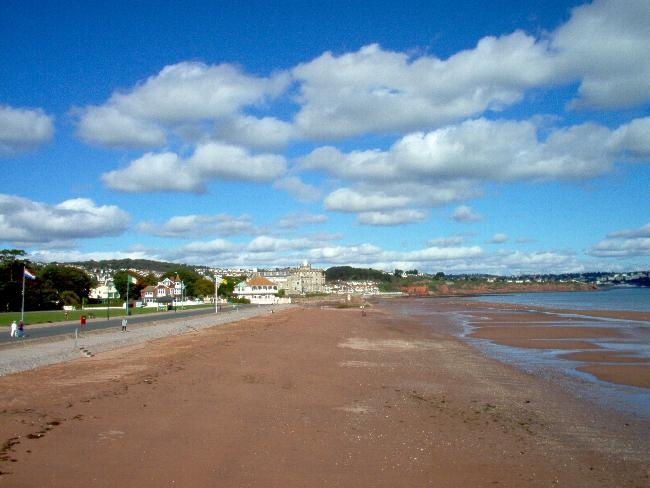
[0, 304, 213, 326]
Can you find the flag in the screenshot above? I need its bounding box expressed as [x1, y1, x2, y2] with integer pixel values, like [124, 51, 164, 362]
[128, 275, 137, 284]
[24, 268, 36, 280]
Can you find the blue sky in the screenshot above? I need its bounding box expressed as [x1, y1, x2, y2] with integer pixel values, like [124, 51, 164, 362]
[1, 0, 649, 275]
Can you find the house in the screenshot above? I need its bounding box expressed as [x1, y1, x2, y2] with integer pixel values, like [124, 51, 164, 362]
[233, 276, 291, 304]
[89, 279, 119, 300]
[140, 275, 185, 307]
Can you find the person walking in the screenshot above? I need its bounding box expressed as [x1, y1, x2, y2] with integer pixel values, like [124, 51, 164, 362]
[121, 317, 128, 332]
[17, 320, 24, 338]
[10, 320, 17, 338]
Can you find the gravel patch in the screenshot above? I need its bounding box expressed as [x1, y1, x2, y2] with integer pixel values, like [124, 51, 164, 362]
[0, 305, 293, 376]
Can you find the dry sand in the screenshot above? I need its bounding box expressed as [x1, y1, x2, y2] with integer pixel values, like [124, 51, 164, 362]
[0, 300, 648, 487]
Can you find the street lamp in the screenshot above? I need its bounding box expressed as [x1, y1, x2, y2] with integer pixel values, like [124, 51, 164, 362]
[214, 274, 221, 314]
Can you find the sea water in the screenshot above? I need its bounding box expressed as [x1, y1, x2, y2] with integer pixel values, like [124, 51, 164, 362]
[468, 286, 650, 312]
[394, 291, 650, 418]
[461, 288, 650, 417]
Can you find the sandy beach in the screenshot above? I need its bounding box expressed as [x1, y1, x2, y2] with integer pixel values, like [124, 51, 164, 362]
[1, 299, 648, 487]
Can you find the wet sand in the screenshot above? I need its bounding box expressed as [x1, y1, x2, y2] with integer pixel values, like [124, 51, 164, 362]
[459, 300, 650, 389]
[1, 301, 649, 487]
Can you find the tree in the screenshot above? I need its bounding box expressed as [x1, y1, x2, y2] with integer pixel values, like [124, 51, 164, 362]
[161, 267, 201, 297]
[193, 277, 215, 299]
[36, 264, 95, 310]
[60, 290, 81, 307]
[0, 249, 30, 312]
[113, 271, 143, 302]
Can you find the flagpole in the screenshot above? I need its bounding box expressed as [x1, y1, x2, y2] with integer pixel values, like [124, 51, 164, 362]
[126, 275, 130, 316]
[21, 266, 26, 322]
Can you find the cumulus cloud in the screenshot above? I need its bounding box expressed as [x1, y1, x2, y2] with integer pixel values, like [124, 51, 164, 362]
[290, 0, 649, 139]
[137, 214, 257, 238]
[218, 115, 294, 150]
[273, 176, 322, 202]
[552, 0, 650, 109]
[588, 223, 650, 257]
[292, 34, 556, 138]
[427, 236, 466, 247]
[324, 188, 411, 212]
[102, 142, 287, 193]
[300, 116, 649, 219]
[489, 233, 509, 244]
[0, 194, 129, 243]
[302, 117, 645, 186]
[450, 205, 482, 223]
[0, 105, 54, 155]
[76, 61, 291, 148]
[277, 213, 328, 229]
[357, 209, 426, 226]
[76, 106, 166, 148]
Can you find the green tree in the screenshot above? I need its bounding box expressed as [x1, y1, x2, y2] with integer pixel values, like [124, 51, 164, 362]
[218, 276, 246, 299]
[141, 272, 159, 287]
[60, 290, 81, 307]
[113, 271, 143, 302]
[37, 264, 95, 310]
[161, 267, 201, 297]
[0, 249, 30, 312]
[193, 277, 215, 299]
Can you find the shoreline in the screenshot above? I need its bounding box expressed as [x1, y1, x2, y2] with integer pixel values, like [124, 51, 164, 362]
[433, 297, 650, 391]
[0, 300, 648, 486]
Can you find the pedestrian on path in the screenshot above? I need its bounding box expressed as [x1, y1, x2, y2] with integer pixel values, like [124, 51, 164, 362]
[121, 318, 128, 332]
[10, 321, 17, 338]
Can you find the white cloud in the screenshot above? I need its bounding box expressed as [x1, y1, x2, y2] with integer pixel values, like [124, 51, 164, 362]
[0, 105, 54, 155]
[76, 106, 166, 148]
[273, 176, 322, 202]
[450, 205, 482, 223]
[190, 142, 286, 182]
[324, 188, 411, 212]
[357, 209, 426, 226]
[488, 233, 509, 244]
[589, 223, 650, 257]
[305, 118, 633, 185]
[292, 34, 556, 138]
[0, 194, 129, 243]
[291, 1, 649, 139]
[218, 115, 294, 150]
[427, 236, 466, 247]
[102, 142, 287, 193]
[552, 0, 650, 109]
[76, 61, 291, 148]
[299, 115, 649, 219]
[607, 223, 650, 239]
[102, 152, 200, 192]
[277, 213, 328, 229]
[137, 214, 256, 238]
[609, 117, 650, 160]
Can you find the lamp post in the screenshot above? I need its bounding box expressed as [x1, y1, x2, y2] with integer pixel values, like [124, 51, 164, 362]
[214, 274, 221, 314]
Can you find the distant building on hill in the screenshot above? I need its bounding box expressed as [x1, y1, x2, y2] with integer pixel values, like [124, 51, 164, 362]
[286, 261, 326, 295]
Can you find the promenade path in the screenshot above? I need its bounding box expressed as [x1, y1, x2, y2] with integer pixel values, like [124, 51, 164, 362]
[0, 304, 292, 376]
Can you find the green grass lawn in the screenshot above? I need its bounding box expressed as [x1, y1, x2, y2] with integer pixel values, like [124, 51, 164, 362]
[0, 304, 213, 326]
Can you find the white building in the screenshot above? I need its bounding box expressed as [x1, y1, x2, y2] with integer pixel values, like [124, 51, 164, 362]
[89, 280, 119, 300]
[234, 276, 291, 304]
